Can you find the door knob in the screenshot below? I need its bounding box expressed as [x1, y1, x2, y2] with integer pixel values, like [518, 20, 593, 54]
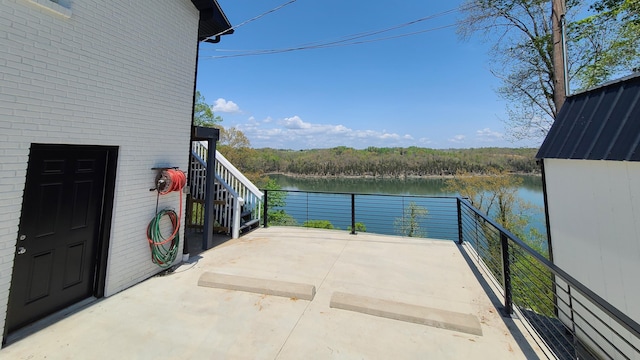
[17, 247, 26, 255]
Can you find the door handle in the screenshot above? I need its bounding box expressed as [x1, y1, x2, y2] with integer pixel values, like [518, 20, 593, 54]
[17, 247, 26, 255]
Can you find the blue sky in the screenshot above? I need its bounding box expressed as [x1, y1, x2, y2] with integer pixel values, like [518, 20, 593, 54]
[196, 0, 542, 150]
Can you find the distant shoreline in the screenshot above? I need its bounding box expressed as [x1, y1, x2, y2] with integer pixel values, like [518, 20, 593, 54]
[266, 172, 542, 179]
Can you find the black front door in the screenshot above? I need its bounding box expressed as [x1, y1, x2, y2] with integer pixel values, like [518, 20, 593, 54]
[6, 145, 108, 334]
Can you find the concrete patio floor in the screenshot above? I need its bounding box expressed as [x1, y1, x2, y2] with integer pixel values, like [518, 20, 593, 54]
[0, 227, 548, 359]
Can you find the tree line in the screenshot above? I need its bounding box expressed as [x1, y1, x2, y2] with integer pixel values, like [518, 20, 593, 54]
[224, 146, 540, 179]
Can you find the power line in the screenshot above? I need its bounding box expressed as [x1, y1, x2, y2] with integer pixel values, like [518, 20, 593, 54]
[201, 6, 473, 60]
[205, 0, 300, 41]
[204, 24, 460, 59]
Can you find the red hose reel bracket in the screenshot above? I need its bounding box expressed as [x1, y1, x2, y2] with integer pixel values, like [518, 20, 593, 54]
[149, 167, 186, 194]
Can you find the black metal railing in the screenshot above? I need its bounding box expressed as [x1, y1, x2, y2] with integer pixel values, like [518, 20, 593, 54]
[262, 189, 459, 240]
[458, 197, 640, 360]
[261, 189, 640, 359]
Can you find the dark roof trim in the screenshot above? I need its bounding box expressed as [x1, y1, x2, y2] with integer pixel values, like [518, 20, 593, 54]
[190, 0, 234, 42]
[536, 73, 640, 162]
[192, 126, 220, 141]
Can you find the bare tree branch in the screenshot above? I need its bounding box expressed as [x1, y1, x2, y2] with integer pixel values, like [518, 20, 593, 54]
[457, 0, 639, 141]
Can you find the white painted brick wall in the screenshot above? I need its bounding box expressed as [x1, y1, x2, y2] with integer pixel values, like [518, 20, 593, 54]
[0, 0, 201, 342]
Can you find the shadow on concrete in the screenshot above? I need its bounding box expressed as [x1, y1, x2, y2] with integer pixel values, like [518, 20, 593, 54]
[455, 242, 545, 360]
[5, 230, 231, 348]
[184, 229, 232, 257]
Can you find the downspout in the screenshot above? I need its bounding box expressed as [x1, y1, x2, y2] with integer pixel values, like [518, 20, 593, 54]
[539, 159, 559, 318]
[539, 160, 554, 262]
[184, 40, 201, 260]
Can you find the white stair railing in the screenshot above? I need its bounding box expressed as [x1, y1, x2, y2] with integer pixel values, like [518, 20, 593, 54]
[189, 141, 263, 239]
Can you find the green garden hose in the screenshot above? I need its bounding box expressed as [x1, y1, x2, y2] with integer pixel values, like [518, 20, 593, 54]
[147, 209, 180, 268]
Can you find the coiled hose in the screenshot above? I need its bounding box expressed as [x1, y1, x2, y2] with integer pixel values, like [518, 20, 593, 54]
[147, 209, 180, 268]
[147, 169, 186, 268]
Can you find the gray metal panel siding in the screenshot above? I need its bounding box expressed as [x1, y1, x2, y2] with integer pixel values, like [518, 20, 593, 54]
[557, 90, 602, 158]
[585, 86, 628, 159]
[593, 83, 640, 160]
[536, 98, 577, 158]
[536, 74, 640, 161]
[604, 83, 640, 160]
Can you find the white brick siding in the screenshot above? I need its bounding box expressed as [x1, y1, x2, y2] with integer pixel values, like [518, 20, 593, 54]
[0, 0, 201, 342]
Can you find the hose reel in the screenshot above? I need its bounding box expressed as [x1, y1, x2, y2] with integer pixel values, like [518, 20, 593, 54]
[147, 168, 186, 269]
[155, 169, 186, 195]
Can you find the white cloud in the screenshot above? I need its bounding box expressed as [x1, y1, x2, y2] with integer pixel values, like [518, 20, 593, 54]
[212, 98, 240, 113]
[246, 116, 259, 125]
[228, 115, 434, 149]
[332, 125, 349, 133]
[476, 128, 503, 142]
[280, 116, 311, 129]
[449, 135, 466, 143]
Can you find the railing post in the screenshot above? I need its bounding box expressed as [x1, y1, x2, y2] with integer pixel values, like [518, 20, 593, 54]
[202, 138, 217, 250]
[263, 190, 268, 228]
[501, 232, 513, 317]
[231, 197, 242, 239]
[351, 194, 356, 235]
[456, 198, 463, 244]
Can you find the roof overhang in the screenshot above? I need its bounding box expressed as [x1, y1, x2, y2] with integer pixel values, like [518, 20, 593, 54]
[536, 73, 640, 162]
[190, 0, 234, 43]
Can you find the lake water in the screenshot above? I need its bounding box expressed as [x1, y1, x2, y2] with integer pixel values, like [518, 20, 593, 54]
[269, 174, 547, 242]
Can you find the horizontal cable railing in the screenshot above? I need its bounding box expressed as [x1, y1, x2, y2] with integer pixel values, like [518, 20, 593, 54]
[261, 189, 640, 359]
[262, 189, 458, 240]
[458, 198, 640, 360]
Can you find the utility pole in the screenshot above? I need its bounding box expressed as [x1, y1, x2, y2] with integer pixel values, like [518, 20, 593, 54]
[552, 0, 567, 115]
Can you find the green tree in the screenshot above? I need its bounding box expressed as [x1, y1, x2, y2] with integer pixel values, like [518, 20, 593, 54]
[458, 0, 640, 140]
[263, 179, 296, 226]
[347, 222, 367, 233]
[574, 0, 640, 88]
[303, 220, 335, 229]
[252, 147, 539, 178]
[445, 169, 546, 250]
[217, 126, 252, 168]
[447, 168, 523, 230]
[193, 91, 222, 127]
[219, 126, 251, 149]
[446, 170, 553, 316]
[394, 202, 428, 237]
[217, 126, 269, 185]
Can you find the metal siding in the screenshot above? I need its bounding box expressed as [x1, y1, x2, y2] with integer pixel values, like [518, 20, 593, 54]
[625, 98, 640, 161]
[537, 73, 640, 161]
[557, 91, 602, 159]
[578, 87, 624, 159]
[537, 95, 586, 158]
[602, 83, 640, 160]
